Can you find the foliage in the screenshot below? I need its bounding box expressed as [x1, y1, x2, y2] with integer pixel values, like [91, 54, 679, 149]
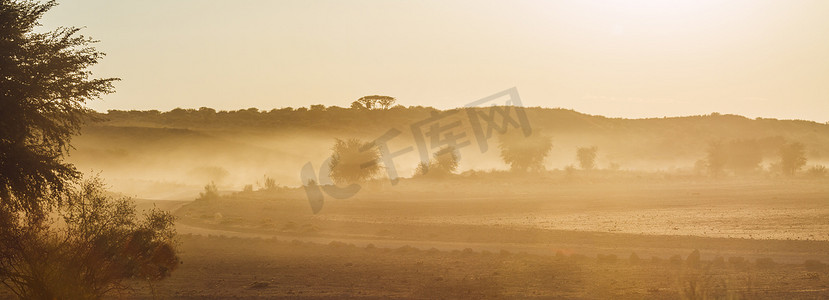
[353, 95, 395, 110]
[497, 131, 553, 172]
[258, 175, 278, 191]
[806, 165, 827, 178]
[0, 2, 173, 298]
[328, 138, 382, 184]
[197, 181, 219, 201]
[0, 177, 179, 299]
[0, 0, 118, 213]
[414, 146, 459, 177]
[576, 146, 598, 170]
[779, 142, 807, 176]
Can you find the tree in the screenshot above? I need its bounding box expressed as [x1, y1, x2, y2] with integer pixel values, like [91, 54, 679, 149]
[432, 146, 459, 174]
[779, 141, 806, 176]
[576, 146, 598, 170]
[354, 95, 395, 110]
[0, 0, 118, 213]
[328, 138, 382, 184]
[0, 2, 178, 298]
[0, 177, 179, 299]
[497, 131, 553, 172]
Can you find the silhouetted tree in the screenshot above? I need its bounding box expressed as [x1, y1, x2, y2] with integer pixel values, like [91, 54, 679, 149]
[0, 0, 118, 213]
[779, 142, 806, 176]
[497, 131, 553, 172]
[355, 95, 395, 110]
[432, 146, 459, 174]
[328, 138, 382, 184]
[0, 2, 178, 298]
[576, 146, 598, 170]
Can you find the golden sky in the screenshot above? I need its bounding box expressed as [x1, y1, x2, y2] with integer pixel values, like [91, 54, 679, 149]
[42, 0, 829, 122]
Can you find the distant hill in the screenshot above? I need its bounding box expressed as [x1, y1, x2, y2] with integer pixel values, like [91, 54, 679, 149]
[69, 107, 829, 196]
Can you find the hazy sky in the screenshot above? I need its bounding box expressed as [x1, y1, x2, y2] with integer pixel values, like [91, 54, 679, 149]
[41, 0, 829, 122]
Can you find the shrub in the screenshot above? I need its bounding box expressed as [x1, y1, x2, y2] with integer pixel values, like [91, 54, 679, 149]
[197, 181, 220, 201]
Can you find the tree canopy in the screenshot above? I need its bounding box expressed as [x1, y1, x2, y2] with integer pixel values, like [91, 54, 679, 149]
[0, 0, 118, 213]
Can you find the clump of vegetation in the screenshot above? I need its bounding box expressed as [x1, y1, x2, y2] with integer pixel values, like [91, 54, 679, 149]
[328, 138, 382, 184]
[779, 142, 807, 176]
[497, 131, 553, 172]
[0, 1, 180, 298]
[197, 181, 220, 201]
[414, 146, 460, 177]
[576, 146, 599, 170]
[1, 177, 180, 299]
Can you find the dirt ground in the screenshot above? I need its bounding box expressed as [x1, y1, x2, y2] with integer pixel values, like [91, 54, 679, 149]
[111, 234, 829, 299]
[4, 176, 827, 299]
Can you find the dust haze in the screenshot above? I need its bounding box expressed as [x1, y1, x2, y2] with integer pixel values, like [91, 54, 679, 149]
[6, 0, 829, 298]
[61, 105, 829, 298]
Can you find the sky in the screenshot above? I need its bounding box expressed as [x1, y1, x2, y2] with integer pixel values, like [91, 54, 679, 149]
[40, 0, 829, 122]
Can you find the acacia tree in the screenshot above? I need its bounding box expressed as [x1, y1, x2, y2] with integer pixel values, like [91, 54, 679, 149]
[328, 138, 382, 184]
[352, 95, 395, 110]
[497, 131, 553, 172]
[0, 0, 118, 212]
[576, 146, 598, 170]
[779, 141, 806, 176]
[0, 1, 178, 298]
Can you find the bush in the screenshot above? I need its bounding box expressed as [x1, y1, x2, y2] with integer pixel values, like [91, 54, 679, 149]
[0, 177, 179, 299]
[197, 181, 220, 201]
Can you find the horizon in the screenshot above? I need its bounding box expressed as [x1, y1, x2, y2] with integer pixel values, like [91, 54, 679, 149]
[93, 105, 828, 124]
[41, 0, 829, 123]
